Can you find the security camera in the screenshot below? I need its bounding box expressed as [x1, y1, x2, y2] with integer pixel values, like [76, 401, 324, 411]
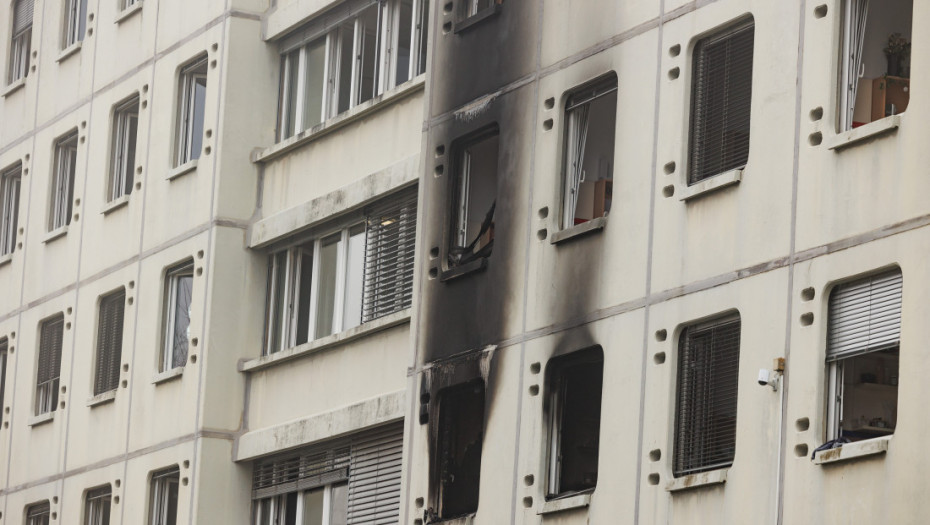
[758, 368, 779, 391]
[757, 369, 771, 386]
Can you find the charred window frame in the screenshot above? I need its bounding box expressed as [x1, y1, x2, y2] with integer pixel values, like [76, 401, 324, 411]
[84, 485, 112, 525]
[447, 125, 499, 269]
[673, 313, 741, 478]
[0, 163, 21, 256]
[545, 346, 603, 498]
[560, 75, 617, 230]
[276, 0, 430, 142]
[25, 501, 50, 525]
[35, 314, 64, 416]
[8, 0, 33, 84]
[93, 288, 126, 395]
[161, 260, 193, 372]
[149, 466, 179, 525]
[175, 55, 207, 167]
[49, 130, 78, 232]
[688, 18, 754, 185]
[825, 269, 901, 442]
[108, 95, 139, 202]
[62, 0, 88, 49]
[434, 380, 485, 519]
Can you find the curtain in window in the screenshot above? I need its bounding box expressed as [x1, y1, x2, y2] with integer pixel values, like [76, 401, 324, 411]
[563, 105, 589, 228]
[845, 0, 869, 128]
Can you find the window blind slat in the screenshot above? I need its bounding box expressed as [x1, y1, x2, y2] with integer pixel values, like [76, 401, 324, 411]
[827, 269, 903, 361]
[13, 0, 35, 34]
[362, 188, 417, 323]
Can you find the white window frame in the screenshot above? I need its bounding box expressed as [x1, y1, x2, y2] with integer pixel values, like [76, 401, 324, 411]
[84, 485, 112, 525]
[253, 482, 347, 525]
[161, 260, 194, 372]
[26, 501, 50, 525]
[8, 0, 32, 84]
[0, 164, 22, 256]
[62, 0, 88, 49]
[175, 56, 208, 167]
[120, 0, 140, 11]
[35, 314, 64, 416]
[109, 95, 139, 202]
[49, 130, 78, 232]
[149, 467, 179, 525]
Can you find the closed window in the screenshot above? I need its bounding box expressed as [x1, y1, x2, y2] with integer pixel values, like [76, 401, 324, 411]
[50, 130, 78, 232]
[561, 75, 616, 229]
[0, 164, 21, 256]
[673, 314, 741, 477]
[276, 0, 429, 141]
[36, 314, 64, 416]
[62, 0, 88, 49]
[85, 485, 112, 525]
[94, 289, 126, 395]
[161, 260, 193, 371]
[435, 381, 484, 519]
[26, 501, 50, 525]
[826, 269, 901, 441]
[688, 19, 754, 184]
[109, 96, 139, 202]
[149, 467, 179, 525]
[175, 55, 207, 167]
[449, 126, 499, 267]
[8, 0, 33, 84]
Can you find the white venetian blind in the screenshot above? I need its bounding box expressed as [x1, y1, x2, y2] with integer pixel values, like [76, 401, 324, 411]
[13, 0, 34, 34]
[347, 422, 404, 525]
[827, 269, 903, 362]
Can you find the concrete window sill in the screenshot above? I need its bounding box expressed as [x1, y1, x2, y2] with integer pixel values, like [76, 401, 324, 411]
[666, 469, 727, 492]
[454, 4, 501, 33]
[0, 253, 12, 268]
[152, 367, 184, 385]
[431, 515, 475, 525]
[679, 169, 742, 202]
[86, 390, 116, 407]
[43, 226, 69, 244]
[550, 217, 607, 244]
[167, 159, 198, 181]
[538, 492, 592, 515]
[28, 412, 55, 427]
[825, 115, 901, 151]
[56, 41, 82, 63]
[2, 78, 25, 98]
[115, 2, 143, 24]
[102, 194, 130, 215]
[240, 309, 411, 373]
[440, 258, 487, 282]
[813, 436, 891, 465]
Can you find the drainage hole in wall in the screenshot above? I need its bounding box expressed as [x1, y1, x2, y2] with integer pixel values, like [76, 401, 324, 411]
[522, 497, 533, 508]
[808, 132, 822, 146]
[649, 449, 661, 462]
[809, 107, 823, 121]
[668, 67, 680, 80]
[647, 473, 660, 485]
[669, 44, 681, 57]
[538, 206, 548, 219]
[543, 119, 553, 131]
[794, 444, 809, 457]
[530, 362, 541, 374]
[663, 161, 676, 175]
[662, 185, 675, 198]
[800, 312, 814, 326]
[796, 417, 810, 432]
[801, 287, 815, 301]
[653, 352, 666, 365]
[536, 229, 547, 241]
[524, 474, 534, 486]
[814, 4, 828, 18]
[655, 329, 667, 342]
[528, 385, 539, 396]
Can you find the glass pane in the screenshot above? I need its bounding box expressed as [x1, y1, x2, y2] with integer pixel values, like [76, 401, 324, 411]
[329, 483, 348, 525]
[303, 39, 327, 128]
[124, 113, 138, 196]
[314, 234, 341, 339]
[270, 251, 288, 353]
[189, 76, 207, 160]
[337, 25, 353, 114]
[172, 274, 193, 368]
[295, 245, 314, 345]
[417, 0, 428, 75]
[395, 0, 413, 85]
[342, 225, 365, 331]
[284, 50, 300, 138]
[357, 5, 380, 104]
[165, 478, 179, 525]
[300, 488, 325, 525]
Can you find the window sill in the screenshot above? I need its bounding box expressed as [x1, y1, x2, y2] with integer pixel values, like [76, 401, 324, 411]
[152, 367, 184, 385]
[240, 309, 411, 373]
[825, 115, 901, 151]
[454, 4, 502, 33]
[538, 492, 592, 515]
[28, 412, 55, 427]
[102, 195, 130, 215]
[167, 159, 198, 181]
[254, 75, 425, 164]
[2, 78, 25, 98]
[86, 390, 116, 407]
[813, 436, 891, 465]
[0, 253, 12, 268]
[56, 41, 82, 63]
[665, 469, 727, 492]
[430, 515, 475, 525]
[440, 257, 488, 282]
[43, 226, 69, 244]
[550, 217, 607, 244]
[678, 168, 742, 202]
[115, 2, 143, 24]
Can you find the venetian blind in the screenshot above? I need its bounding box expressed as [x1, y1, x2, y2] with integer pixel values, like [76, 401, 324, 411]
[362, 188, 417, 323]
[827, 269, 902, 362]
[37, 315, 64, 395]
[13, 0, 34, 35]
[94, 290, 125, 395]
[346, 422, 404, 524]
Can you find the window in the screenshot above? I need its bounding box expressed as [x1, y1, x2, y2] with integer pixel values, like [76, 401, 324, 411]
[546, 346, 603, 498]
[149, 466, 179, 525]
[673, 314, 741, 477]
[85, 485, 112, 525]
[435, 381, 484, 519]
[0, 164, 21, 256]
[49, 130, 78, 232]
[94, 289, 125, 395]
[252, 422, 403, 525]
[26, 501, 50, 525]
[161, 260, 193, 371]
[276, 0, 430, 141]
[839, 0, 912, 131]
[62, 0, 88, 49]
[449, 126, 499, 267]
[175, 55, 207, 167]
[109, 96, 139, 202]
[459, 0, 498, 21]
[826, 269, 901, 442]
[0, 339, 7, 427]
[8, 0, 33, 84]
[263, 189, 417, 355]
[561, 75, 616, 229]
[36, 314, 64, 416]
[120, 0, 139, 11]
[688, 19, 754, 185]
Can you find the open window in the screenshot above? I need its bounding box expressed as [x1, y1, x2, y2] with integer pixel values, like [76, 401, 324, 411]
[826, 269, 901, 442]
[109, 95, 139, 202]
[149, 466, 179, 525]
[161, 259, 193, 371]
[62, 0, 88, 49]
[435, 380, 484, 519]
[175, 55, 207, 167]
[50, 130, 78, 232]
[84, 485, 112, 525]
[449, 126, 499, 267]
[839, 0, 912, 131]
[546, 346, 603, 498]
[561, 75, 616, 229]
[0, 163, 21, 256]
[8, 0, 32, 84]
[35, 314, 64, 416]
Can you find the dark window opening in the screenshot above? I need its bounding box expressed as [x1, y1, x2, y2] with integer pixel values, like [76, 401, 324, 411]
[436, 381, 485, 518]
[449, 127, 499, 267]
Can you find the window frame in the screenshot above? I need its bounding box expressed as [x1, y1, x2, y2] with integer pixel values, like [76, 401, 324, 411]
[175, 55, 208, 167]
[84, 484, 112, 525]
[149, 466, 180, 525]
[120, 0, 140, 12]
[93, 288, 126, 396]
[161, 260, 194, 372]
[108, 95, 140, 202]
[434, 380, 485, 519]
[8, 0, 33, 84]
[35, 314, 65, 416]
[252, 481, 348, 525]
[447, 125, 500, 269]
[0, 163, 22, 256]
[0, 338, 7, 428]
[49, 130, 79, 233]
[25, 501, 50, 525]
[62, 0, 88, 49]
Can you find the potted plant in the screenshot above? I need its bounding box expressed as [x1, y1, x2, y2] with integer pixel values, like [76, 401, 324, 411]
[884, 32, 911, 77]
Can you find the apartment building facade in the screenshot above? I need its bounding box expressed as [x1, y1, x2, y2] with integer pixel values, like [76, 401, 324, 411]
[0, 0, 927, 524]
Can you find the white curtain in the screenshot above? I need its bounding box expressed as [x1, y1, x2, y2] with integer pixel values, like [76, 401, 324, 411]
[846, 0, 869, 129]
[563, 105, 590, 228]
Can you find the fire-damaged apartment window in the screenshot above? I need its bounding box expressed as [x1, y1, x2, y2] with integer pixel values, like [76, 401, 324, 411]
[546, 347, 603, 498]
[263, 189, 417, 355]
[251, 422, 403, 525]
[673, 314, 741, 477]
[825, 269, 901, 443]
[433, 380, 485, 519]
[448, 126, 499, 268]
[838, 0, 912, 131]
[276, 0, 430, 141]
[561, 75, 616, 230]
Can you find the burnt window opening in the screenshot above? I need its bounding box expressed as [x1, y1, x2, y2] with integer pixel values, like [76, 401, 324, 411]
[673, 314, 741, 478]
[436, 380, 485, 519]
[561, 75, 616, 230]
[688, 19, 754, 185]
[826, 269, 901, 443]
[546, 346, 603, 498]
[449, 126, 499, 267]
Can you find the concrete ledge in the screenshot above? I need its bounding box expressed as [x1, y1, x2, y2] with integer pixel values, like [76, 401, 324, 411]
[28, 412, 55, 427]
[86, 390, 117, 407]
[43, 226, 69, 244]
[2, 78, 25, 98]
[102, 195, 130, 215]
[538, 493, 591, 515]
[167, 159, 198, 181]
[430, 514, 475, 525]
[666, 469, 727, 492]
[0, 253, 12, 268]
[440, 258, 487, 282]
[235, 390, 405, 461]
[115, 1, 143, 24]
[826, 115, 900, 151]
[813, 436, 890, 465]
[56, 41, 82, 63]
[550, 217, 607, 244]
[152, 367, 184, 385]
[679, 169, 742, 202]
